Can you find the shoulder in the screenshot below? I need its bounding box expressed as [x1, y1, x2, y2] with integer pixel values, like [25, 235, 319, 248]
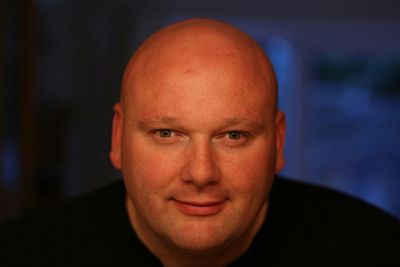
[0, 179, 138, 264]
[262, 176, 400, 265]
[271, 176, 400, 227]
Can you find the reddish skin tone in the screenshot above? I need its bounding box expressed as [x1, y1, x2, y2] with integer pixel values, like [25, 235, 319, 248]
[110, 19, 286, 267]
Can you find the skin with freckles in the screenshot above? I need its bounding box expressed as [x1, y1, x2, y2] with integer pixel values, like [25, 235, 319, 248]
[110, 19, 286, 267]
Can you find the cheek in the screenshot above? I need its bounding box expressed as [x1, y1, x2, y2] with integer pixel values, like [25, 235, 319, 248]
[121, 136, 181, 193]
[221, 143, 275, 200]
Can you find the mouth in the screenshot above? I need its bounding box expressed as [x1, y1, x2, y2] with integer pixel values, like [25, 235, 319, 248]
[172, 199, 227, 216]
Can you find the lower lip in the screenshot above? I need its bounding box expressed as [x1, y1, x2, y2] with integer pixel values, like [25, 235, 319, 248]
[173, 200, 226, 216]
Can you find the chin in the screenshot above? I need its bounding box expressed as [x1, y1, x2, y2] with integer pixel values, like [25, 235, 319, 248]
[172, 236, 231, 255]
[165, 221, 238, 254]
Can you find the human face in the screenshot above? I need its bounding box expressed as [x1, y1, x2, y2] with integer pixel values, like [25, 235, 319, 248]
[110, 40, 285, 256]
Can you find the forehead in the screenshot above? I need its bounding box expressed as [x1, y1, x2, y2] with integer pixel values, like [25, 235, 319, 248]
[126, 66, 273, 128]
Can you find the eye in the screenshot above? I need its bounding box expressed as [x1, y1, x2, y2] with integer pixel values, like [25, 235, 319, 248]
[227, 131, 242, 140]
[157, 129, 175, 138]
[219, 131, 250, 147]
[151, 129, 183, 145]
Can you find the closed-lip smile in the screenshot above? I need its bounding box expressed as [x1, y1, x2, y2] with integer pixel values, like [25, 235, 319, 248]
[172, 199, 226, 216]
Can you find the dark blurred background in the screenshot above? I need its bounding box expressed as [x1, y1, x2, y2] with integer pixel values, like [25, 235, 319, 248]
[1, 0, 399, 222]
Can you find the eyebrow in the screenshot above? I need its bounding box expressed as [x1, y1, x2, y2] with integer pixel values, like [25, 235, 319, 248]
[137, 116, 178, 129]
[223, 117, 265, 130]
[137, 116, 264, 130]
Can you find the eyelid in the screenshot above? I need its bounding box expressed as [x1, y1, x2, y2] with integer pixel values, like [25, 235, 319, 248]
[225, 130, 249, 137]
[151, 129, 181, 145]
[218, 131, 251, 143]
[216, 131, 250, 147]
[153, 129, 176, 135]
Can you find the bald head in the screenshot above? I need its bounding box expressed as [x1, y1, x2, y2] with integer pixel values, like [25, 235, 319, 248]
[121, 18, 278, 111]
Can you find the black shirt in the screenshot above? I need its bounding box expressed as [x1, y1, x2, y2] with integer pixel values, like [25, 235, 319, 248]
[1, 177, 399, 266]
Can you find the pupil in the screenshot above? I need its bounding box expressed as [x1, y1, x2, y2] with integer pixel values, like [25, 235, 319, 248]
[229, 132, 240, 139]
[160, 130, 171, 137]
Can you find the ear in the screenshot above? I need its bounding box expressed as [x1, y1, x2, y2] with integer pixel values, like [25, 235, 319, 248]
[274, 110, 286, 173]
[110, 103, 123, 170]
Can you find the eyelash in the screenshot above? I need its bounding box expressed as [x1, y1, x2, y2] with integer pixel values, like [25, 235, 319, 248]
[225, 131, 248, 140]
[152, 129, 249, 140]
[154, 129, 176, 138]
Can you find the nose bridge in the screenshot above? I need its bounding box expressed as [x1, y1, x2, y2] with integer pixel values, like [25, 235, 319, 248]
[183, 136, 219, 187]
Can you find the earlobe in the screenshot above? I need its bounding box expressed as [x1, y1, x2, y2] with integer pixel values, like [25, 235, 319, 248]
[110, 103, 123, 170]
[274, 110, 286, 173]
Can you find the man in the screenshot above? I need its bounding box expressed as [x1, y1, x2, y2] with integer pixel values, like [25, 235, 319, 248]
[1, 18, 399, 266]
[109, 17, 285, 267]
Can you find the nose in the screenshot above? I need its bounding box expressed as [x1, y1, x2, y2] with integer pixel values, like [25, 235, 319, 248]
[182, 139, 220, 188]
